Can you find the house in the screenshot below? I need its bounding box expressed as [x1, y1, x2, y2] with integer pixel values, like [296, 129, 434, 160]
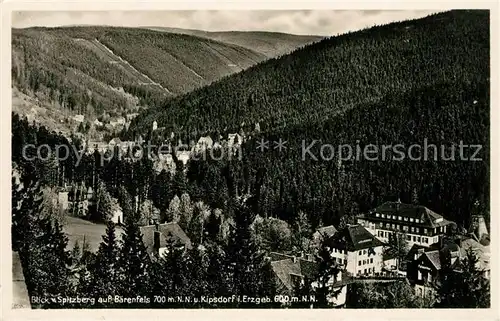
[357, 200, 455, 248]
[458, 236, 490, 279]
[126, 113, 139, 121]
[87, 141, 108, 154]
[325, 224, 385, 277]
[176, 151, 191, 166]
[312, 225, 338, 248]
[468, 214, 489, 245]
[269, 252, 349, 307]
[111, 207, 123, 225]
[194, 136, 214, 152]
[73, 114, 85, 123]
[140, 222, 192, 257]
[93, 119, 103, 127]
[108, 138, 122, 149]
[406, 235, 489, 298]
[228, 133, 243, 148]
[58, 191, 69, 211]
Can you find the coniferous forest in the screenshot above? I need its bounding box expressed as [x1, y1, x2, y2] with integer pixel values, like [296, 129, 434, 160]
[11, 9, 490, 309]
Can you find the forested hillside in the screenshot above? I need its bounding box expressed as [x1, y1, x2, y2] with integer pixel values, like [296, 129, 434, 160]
[129, 10, 489, 138]
[146, 27, 323, 57]
[12, 26, 315, 136]
[127, 10, 489, 228]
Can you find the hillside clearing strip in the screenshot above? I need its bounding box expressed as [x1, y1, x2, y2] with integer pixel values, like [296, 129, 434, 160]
[94, 39, 173, 95]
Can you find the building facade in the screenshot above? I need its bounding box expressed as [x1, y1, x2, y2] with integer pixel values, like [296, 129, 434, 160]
[326, 224, 385, 277]
[357, 201, 455, 248]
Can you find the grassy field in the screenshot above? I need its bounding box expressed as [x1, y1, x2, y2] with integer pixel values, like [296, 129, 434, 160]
[63, 216, 125, 252]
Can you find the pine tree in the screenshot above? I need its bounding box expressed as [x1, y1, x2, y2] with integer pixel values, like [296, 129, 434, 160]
[90, 221, 120, 307]
[13, 178, 72, 307]
[313, 239, 341, 308]
[151, 238, 190, 307]
[224, 199, 277, 307]
[437, 248, 490, 308]
[117, 214, 151, 304]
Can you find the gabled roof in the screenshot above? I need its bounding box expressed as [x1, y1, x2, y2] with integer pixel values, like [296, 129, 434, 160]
[314, 225, 338, 239]
[326, 224, 384, 251]
[271, 259, 303, 291]
[423, 250, 442, 270]
[140, 222, 192, 255]
[368, 201, 452, 228]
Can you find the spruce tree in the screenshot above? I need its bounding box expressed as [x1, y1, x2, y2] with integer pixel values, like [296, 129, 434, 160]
[313, 240, 341, 308]
[90, 221, 120, 307]
[224, 199, 277, 307]
[437, 248, 490, 308]
[117, 214, 151, 305]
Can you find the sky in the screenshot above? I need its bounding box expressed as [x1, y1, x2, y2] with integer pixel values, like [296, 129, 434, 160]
[11, 10, 443, 36]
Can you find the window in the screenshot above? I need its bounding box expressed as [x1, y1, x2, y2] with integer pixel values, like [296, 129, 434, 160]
[381, 214, 385, 218]
[407, 235, 411, 241]
[424, 228, 427, 234]
[386, 223, 390, 228]
[376, 213, 380, 217]
[392, 224, 396, 229]
[397, 224, 400, 230]
[358, 261, 361, 266]
[413, 236, 416, 242]
[364, 269, 367, 274]
[417, 236, 421, 242]
[392, 215, 397, 220]
[403, 225, 409, 232]
[423, 237, 428, 243]
[370, 258, 373, 264]
[418, 270, 422, 280]
[415, 219, 420, 223]
[404, 217, 408, 221]
[410, 218, 414, 222]
[398, 216, 402, 220]
[411, 227, 415, 233]
[363, 260, 366, 265]
[364, 250, 367, 255]
[359, 251, 362, 255]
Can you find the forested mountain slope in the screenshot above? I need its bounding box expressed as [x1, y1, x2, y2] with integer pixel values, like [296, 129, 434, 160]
[129, 10, 489, 137]
[127, 10, 489, 230]
[12, 26, 312, 136]
[146, 27, 323, 57]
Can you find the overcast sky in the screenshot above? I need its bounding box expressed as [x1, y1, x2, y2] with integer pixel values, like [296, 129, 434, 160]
[12, 10, 443, 36]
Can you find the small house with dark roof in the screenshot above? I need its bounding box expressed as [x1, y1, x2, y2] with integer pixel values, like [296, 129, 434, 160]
[405, 235, 489, 298]
[325, 224, 385, 277]
[312, 225, 338, 247]
[140, 222, 192, 258]
[357, 200, 455, 248]
[269, 252, 349, 307]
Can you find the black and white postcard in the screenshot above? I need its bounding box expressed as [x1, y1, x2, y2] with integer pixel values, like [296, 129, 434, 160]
[1, 1, 498, 320]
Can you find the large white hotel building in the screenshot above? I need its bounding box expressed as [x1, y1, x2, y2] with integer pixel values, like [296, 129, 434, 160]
[357, 200, 455, 248]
